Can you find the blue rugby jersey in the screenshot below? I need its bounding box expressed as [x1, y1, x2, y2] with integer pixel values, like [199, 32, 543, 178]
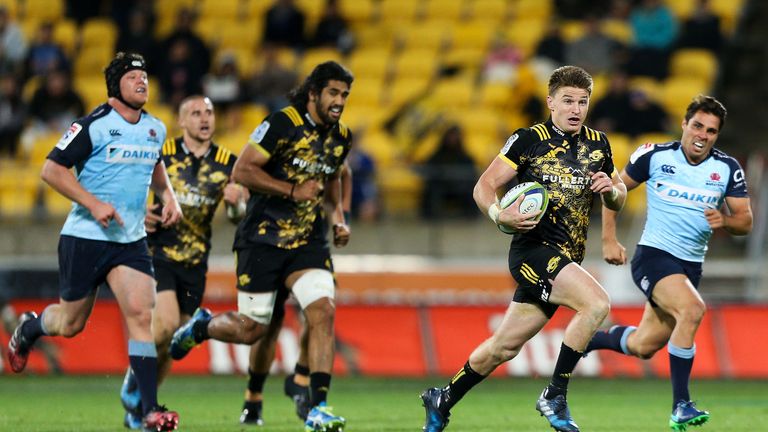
[47, 103, 167, 243]
[625, 141, 748, 262]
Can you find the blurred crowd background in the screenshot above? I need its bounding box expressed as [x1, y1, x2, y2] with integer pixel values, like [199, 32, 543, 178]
[0, 0, 765, 284]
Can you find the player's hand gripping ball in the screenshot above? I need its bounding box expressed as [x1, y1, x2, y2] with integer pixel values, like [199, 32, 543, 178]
[497, 181, 548, 234]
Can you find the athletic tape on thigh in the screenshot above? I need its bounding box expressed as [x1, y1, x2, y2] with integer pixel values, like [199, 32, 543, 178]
[237, 291, 278, 324]
[292, 269, 335, 309]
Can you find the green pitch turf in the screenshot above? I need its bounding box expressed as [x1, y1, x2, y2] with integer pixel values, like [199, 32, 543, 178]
[0, 375, 765, 431]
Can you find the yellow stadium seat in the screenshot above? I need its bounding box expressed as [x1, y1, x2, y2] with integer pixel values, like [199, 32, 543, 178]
[511, 0, 552, 21]
[74, 77, 106, 111]
[431, 78, 475, 108]
[74, 45, 114, 80]
[377, 164, 423, 216]
[560, 20, 585, 42]
[386, 76, 431, 108]
[451, 22, 496, 51]
[43, 184, 72, 217]
[0, 0, 19, 18]
[628, 76, 663, 102]
[347, 77, 385, 108]
[666, 0, 694, 19]
[244, 0, 272, 20]
[22, 0, 64, 23]
[478, 81, 512, 109]
[360, 129, 398, 167]
[198, 0, 240, 20]
[299, 48, 344, 78]
[669, 49, 718, 87]
[80, 18, 118, 50]
[502, 19, 546, 58]
[378, 0, 422, 21]
[464, 132, 498, 166]
[607, 133, 632, 169]
[659, 77, 710, 117]
[601, 19, 632, 44]
[215, 128, 252, 158]
[348, 48, 393, 81]
[423, 0, 467, 21]
[396, 20, 451, 51]
[339, 0, 375, 23]
[392, 49, 440, 80]
[143, 103, 177, 133]
[352, 22, 397, 50]
[468, 0, 509, 22]
[52, 19, 77, 56]
[442, 47, 486, 69]
[240, 104, 269, 130]
[0, 165, 40, 219]
[455, 107, 503, 137]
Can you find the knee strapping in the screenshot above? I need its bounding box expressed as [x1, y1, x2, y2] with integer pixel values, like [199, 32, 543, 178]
[292, 269, 335, 309]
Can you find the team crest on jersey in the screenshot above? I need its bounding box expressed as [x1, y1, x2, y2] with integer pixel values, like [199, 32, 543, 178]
[501, 133, 518, 154]
[147, 128, 160, 143]
[209, 171, 228, 184]
[56, 123, 82, 150]
[238, 274, 251, 288]
[333, 145, 344, 157]
[546, 256, 561, 273]
[252, 121, 270, 143]
[589, 150, 603, 162]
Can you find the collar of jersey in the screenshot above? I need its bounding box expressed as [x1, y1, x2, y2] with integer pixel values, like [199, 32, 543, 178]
[179, 138, 212, 158]
[546, 118, 588, 141]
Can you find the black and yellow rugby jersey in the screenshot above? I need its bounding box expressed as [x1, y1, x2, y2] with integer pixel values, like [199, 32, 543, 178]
[148, 136, 236, 266]
[499, 119, 616, 263]
[234, 104, 352, 250]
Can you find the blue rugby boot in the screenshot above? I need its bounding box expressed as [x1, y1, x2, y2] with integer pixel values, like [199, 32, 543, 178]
[169, 308, 211, 360]
[420, 387, 450, 432]
[123, 411, 142, 430]
[304, 403, 346, 432]
[120, 367, 141, 414]
[535, 389, 580, 432]
[669, 400, 710, 431]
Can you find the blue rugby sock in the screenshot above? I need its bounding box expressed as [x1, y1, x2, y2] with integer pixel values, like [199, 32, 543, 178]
[669, 343, 695, 408]
[20, 312, 48, 342]
[586, 325, 636, 354]
[128, 340, 159, 416]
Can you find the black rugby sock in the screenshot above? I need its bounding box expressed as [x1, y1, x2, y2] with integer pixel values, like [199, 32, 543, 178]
[442, 361, 486, 415]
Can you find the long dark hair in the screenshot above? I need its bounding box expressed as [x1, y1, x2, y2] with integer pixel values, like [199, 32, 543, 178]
[288, 61, 354, 107]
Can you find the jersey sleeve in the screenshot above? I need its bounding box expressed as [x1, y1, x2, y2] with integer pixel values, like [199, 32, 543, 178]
[624, 143, 655, 184]
[247, 111, 293, 158]
[725, 158, 748, 198]
[598, 131, 616, 176]
[498, 128, 537, 171]
[47, 121, 92, 168]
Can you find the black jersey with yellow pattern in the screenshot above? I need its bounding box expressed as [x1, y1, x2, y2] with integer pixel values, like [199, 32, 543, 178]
[234, 105, 352, 250]
[148, 136, 235, 266]
[499, 119, 616, 263]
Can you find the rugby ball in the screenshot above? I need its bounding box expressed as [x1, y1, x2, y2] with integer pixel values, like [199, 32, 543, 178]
[497, 181, 548, 234]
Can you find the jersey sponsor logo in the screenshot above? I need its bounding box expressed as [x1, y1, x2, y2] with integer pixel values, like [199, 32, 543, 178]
[710, 172, 720, 181]
[252, 121, 270, 143]
[629, 142, 655, 164]
[501, 133, 518, 154]
[56, 123, 83, 150]
[655, 182, 721, 209]
[661, 164, 676, 174]
[291, 157, 336, 174]
[176, 190, 217, 207]
[106, 144, 159, 165]
[733, 169, 744, 183]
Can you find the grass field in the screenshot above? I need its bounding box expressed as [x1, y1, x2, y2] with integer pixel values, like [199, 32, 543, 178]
[0, 375, 765, 431]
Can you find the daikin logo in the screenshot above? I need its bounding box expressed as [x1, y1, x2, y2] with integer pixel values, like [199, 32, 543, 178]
[106, 144, 159, 164]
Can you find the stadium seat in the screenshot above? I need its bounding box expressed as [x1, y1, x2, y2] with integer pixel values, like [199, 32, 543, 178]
[240, 104, 269, 129]
[511, 0, 552, 21]
[299, 48, 344, 78]
[198, 0, 240, 21]
[43, 183, 72, 217]
[53, 19, 77, 56]
[659, 77, 710, 117]
[359, 129, 398, 167]
[422, 0, 466, 21]
[0, 165, 40, 219]
[352, 22, 397, 50]
[442, 47, 486, 70]
[468, 0, 509, 23]
[502, 19, 546, 58]
[607, 133, 632, 168]
[347, 77, 385, 108]
[601, 19, 632, 44]
[74, 45, 114, 80]
[338, 0, 375, 23]
[628, 76, 663, 102]
[396, 20, 451, 51]
[0, 0, 18, 18]
[464, 132, 498, 166]
[560, 20, 585, 42]
[451, 22, 495, 52]
[348, 48, 393, 81]
[215, 128, 252, 158]
[22, 0, 64, 23]
[455, 107, 503, 138]
[377, 164, 423, 216]
[80, 18, 118, 51]
[377, 0, 422, 22]
[392, 49, 440, 80]
[670, 49, 719, 88]
[386, 76, 431, 108]
[431, 78, 475, 108]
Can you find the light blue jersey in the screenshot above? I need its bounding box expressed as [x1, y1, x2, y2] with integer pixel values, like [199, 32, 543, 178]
[47, 104, 166, 243]
[625, 141, 748, 262]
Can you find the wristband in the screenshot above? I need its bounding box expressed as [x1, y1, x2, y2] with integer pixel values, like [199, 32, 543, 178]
[487, 202, 501, 224]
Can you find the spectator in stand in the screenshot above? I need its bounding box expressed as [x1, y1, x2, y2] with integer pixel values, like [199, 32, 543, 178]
[347, 132, 378, 222]
[0, 73, 26, 157]
[0, 5, 27, 75]
[591, 72, 633, 133]
[482, 36, 523, 84]
[624, 89, 669, 137]
[677, 0, 723, 53]
[420, 125, 478, 220]
[157, 7, 210, 105]
[247, 46, 299, 112]
[566, 15, 624, 76]
[27, 68, 85, 134]
[202, 53, 245, 129]
[311, 0, 354, 54]
[263, 0, 306, 50]
[554, 0, 612, 19]
[627, 0, 678, 79]
[534, 21, 566, 66]
[24, 22, 69, 81]
[115, 9, 158, 72]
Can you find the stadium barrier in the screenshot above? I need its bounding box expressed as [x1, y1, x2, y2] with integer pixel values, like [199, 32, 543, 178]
[3, 298, 767, 378]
